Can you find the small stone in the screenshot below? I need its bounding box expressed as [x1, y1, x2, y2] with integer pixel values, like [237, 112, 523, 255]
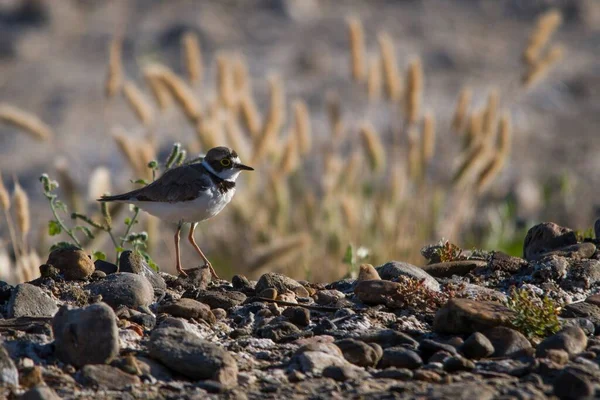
[91, 270, 106, 279]
[322, 365, 360, 381]
[52, 302, 119, 367]
[335, 339, 381, 368]
[19, 366, 43, 388]
[585, 294, 600, 307]
[419, 339, 458, 359]
[553, 368, 594, 400]
[376, 261, 441, 291]
[541, 242, 596, 260]
[93, 259, 118, 275]
[295, 341, 342, 357]
[232, 275, 254, 291]
[77, 364, 140, 390]
[258, 321, 301, 342]
[433, 298, 515, 334]
[360, 329, 419, 349]
[354, 280, 402, 305]
[212, 308, 227, 320]
[119, 250, 166, 292]
[523, 222, 578, 261]
[443, 356, 475, 372]
[488, 252, 528, 273]
[374, 368, 413, 380]
[294, 351, 347, 374]
[562, 302, 600, 330]
[47, 247, 95, 280]
[0, 344, 18, 387]
[282, 307, 311, 327]
[136, 356, 174, 381]
[276, 290, 297, 303]
[158, 298, 216, 324]
[256, 272, 309, 297]
[130, 313, 156, 330]
[314, 289, 344, 305]
[460, 332, 495, 359]
[378, 347, 423, 370]
[20, 385, 61, 400]
[421, 260, 488, 278]
[258, 288, 278, 299]
[39, 264, 60, 279]
[189, 290, 246, 310]
[537, 326, 588, 358]
[357, 264, 380, 281]
[543, 349, 570, 365]
[179, 266, 211, 289]
[413, 369, 442, 383]
[562, 259, 600, 290]
[87, 272, 154, 309]
[149, 328, 238, 386]
[7, 283, 57, 318]
[483, 326, 532, 357]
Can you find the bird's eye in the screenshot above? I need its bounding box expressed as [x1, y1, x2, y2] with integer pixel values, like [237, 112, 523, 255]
[220, 159, 231, 167]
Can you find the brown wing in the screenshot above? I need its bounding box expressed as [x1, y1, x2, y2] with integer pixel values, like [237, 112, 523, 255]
[98, 164, 212, 203]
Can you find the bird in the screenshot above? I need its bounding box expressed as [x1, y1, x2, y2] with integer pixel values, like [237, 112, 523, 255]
[98, 146, 253, 279]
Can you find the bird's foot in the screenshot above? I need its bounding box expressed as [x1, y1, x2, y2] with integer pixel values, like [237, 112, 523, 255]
[176, 265, 188, 277]
[204, 262, 220, 280]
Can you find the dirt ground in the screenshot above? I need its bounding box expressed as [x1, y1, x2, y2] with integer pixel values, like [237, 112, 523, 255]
[0, 0, 599, 278]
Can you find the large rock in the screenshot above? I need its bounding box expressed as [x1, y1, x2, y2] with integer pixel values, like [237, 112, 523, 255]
[335, 339, 381, 368]
[537, 326, 588, 358]
[0, 344, 18, 388]
[378, 347, 423, 370]
[255, 272, 309, 297]
[149, 328, 238, 386]
[157, 298, 215, 324]
[460, 332, 495, 360]
[46, 247, 95, 280]
[7, 284, 57, 318]
[376, 261, 440, 291]
[433, 298, 515, 334]
[523, 222, 577, 261]
[52, 302, 119, 367]
[482, 326, 532, 357]
[87, 272, 154, 309]
[292, 351, 348, 374]
[562, 260, 600, 290]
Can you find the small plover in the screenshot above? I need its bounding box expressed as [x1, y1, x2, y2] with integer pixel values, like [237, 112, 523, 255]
[98, 146, 253, 278]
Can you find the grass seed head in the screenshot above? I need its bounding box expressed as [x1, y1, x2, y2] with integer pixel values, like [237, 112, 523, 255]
[0, 104, 53, 141]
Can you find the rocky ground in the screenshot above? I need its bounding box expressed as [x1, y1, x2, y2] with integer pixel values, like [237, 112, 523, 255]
[2, 221, 600, 399]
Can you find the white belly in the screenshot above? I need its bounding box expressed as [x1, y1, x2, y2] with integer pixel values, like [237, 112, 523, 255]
[133, 187, 235, 223]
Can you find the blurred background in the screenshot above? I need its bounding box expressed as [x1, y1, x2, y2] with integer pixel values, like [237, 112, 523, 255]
[0, 0, 599, 284]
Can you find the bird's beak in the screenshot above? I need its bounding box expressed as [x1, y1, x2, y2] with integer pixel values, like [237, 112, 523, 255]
[234, 163, 254, 171]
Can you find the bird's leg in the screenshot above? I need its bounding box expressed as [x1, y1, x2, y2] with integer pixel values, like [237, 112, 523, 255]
[188, 222, 220, 279]
[174, 221, 187, 277]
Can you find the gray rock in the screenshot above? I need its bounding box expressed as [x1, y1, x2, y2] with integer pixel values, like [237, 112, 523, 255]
[488, 252, 528, 273]
[376, 261, 440, 291]
[553, 368, 594, 400]
[178, 266, 212, 289]
[419, 339, 458, 358]
[378, 347, 423, 369]
[335, 338, 381, 368]
[0, 343, 18, 387]
[314, 289, 345, 305]
[421, 260, 488, 277]
[354, 280, 403, 305]
[93, 259, 118, 275]
[282, 307, 311, 327]
[360, 329, 419, 349]
[52, 302, 119, 367]
[46, 247, 95, 280]
[119, 250, 166, 292]
[77, 364, 140, 389]
[563, 259, 600, 290]
[523, 222, 577, 261]
[257, 321, 301, 342]
[443, 355, 475, 372]
[294, 351, 347, 374]
[460, 332, 495, 359]
[255, 272, 309, 297]
[537, 326, 588, 358]
[322, 365, 361, 381]
[532, 256, 570, 281]
[562, 302, 600, 328]
[87, 272, 154, 309]
[434, 298, 515, 334]
[184, 290, 247, 310]
[425, 382, 497, 400]
[483, 326, 532, 357]
[541, 242, 596, 260]
[149, 328, 238, 386]
[157, 298, 215, 324]
[7, 283, 57, 318]
[20, 385, 61, 400]
[136, 356, 174, 381]
[373, 368, 414, 380]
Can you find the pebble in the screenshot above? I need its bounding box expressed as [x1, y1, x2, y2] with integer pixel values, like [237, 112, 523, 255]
[419, 339, 458, 359]
[19, 366, 43, 388]
[443, 355, 475, 372]
[7, 283, 57, 318]
[523, 222, 577, 261]
[374, 368, 413, 380]
[360, 329, 419, 349]
[46, 247, 95, 280]
[553, 368, 594, 400]
[375, 261, 440, 291]
[77, 364, 141, 389]
[136, 356, 174, 382]
[488, 251, 528, 273]
[93, 259, 118, 275]
[187, 290, 247, 310]
[52, 302, 119, 367]
[322, 365, 361, 381]
[536, 326, 588, 358]
[433, 298, 515, 334]
[0, 344, 18, 388]
[258, 288, 278, 299]
[282, 307, 311, 327]
[20, 385, 61, 400]
[460, 332, 495, 359]
[87, 272, 154, 309]
[258, 321, 301, 342]
[314, 289, 345, 305]
[212, 308, 227, 320]
[378, 347, 423, 370]
[293, 351, 347, 374]
[354, 280, 403, 305]
[335, 338, 381, 368]
[149, 328, 238, 386]
[421, 260, 487, 278]
[119, 250, 166, 292]
[256, 272, 309, 297]
[158, 298, 216, 324]
[483, 326, 532, 357]
[232, 275, 255, 292]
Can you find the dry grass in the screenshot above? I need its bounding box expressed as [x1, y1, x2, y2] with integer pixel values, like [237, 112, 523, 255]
[0, 104, 53, 141]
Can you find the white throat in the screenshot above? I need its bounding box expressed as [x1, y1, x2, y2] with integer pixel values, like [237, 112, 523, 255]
[201, 159, 241, 182]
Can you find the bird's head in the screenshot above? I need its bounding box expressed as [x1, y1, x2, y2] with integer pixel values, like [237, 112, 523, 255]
[202, 146, 254, 181]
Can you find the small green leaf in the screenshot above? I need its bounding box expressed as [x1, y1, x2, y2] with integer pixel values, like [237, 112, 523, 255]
[115, 247, 125, 253]
[342, 244, 354, 265]
[54, 200, 67, 212]
[74, 226, 94, 239]
[130, 179, 149, 185]
[124, 218, 131, 225]
[147, 160, 158, 169]
[93, 251, 106, 261]
[48, 220, 62, 236]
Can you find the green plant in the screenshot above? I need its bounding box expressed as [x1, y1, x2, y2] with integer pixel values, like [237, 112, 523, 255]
[506, 287, 561, 339]
[386, 276, 448, 312]
[342, 244, 370, 279]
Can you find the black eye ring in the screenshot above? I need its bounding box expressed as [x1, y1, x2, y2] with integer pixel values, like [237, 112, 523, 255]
[220, 159, 231, 167]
